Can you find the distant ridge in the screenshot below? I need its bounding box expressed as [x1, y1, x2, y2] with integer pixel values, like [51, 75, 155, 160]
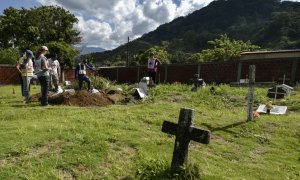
[76, 46, 105, 55]
[91, 0, 300, 65]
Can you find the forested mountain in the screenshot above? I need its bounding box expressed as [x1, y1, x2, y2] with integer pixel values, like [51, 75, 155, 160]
[91, 0, 300, 65]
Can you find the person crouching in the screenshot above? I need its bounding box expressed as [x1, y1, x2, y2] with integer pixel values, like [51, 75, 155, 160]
[75, 59, 97, 91]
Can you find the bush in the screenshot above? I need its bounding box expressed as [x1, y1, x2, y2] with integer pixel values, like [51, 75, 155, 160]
[89, 74, 112, 90]
[0, 48, 20, 65]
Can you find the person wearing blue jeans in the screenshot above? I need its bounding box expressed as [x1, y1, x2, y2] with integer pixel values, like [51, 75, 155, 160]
[16, 50, 35, 103]
[78, 75, 91, 90]
[38, 76, 49, 105]
[75, 59, 97, 91]
[35, 46, 51, 106]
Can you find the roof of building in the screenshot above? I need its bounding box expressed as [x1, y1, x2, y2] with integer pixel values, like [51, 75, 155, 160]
[240, 49, 300, 60]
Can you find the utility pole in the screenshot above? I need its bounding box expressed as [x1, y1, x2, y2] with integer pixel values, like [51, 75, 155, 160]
[126, 36, 129, 67]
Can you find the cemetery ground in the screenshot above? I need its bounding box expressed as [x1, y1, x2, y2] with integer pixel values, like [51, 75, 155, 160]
[0, 83, 299, 179]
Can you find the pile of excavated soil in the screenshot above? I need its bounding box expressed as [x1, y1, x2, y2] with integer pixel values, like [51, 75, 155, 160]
[32, 90, 127, 107]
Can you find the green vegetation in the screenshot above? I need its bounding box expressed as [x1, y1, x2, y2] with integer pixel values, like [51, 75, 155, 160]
[91, 0, 300, 65]
[0, 84, 299, 179]
[199, 34, 260, 62]
[0, 6, 80, 67]
[0, 48, 19, 65]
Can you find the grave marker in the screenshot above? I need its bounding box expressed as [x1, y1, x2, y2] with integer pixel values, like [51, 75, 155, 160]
[162, 108, 211, 171]
[191, 74, 206, 92]
[247, 65, 256, 121]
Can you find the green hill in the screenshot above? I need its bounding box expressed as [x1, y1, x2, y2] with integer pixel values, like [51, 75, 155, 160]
[91, 0, 300, 65]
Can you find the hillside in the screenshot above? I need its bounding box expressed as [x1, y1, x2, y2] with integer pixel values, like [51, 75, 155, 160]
[91, 0, 300, 65]
[77, 46, 105, 55]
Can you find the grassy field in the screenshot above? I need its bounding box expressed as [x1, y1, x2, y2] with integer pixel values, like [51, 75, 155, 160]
[0, 83, 299, 179]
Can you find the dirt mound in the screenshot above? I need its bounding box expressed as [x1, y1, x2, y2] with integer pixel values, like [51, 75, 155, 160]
[32, 90, 127, 107]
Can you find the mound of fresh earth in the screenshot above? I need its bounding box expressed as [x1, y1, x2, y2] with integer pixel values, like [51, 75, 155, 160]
[32, 90, 127, 107]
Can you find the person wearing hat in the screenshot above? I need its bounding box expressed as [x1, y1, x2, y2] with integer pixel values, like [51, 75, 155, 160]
[48, 53, 61, 93]
[147, 52, 161, 84]
[16, 50, 35, 103]
[75, 59, 97, 91]
[34, 46, 51, 106]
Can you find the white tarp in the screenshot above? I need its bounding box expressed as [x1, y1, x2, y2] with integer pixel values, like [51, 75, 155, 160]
[64, 89, 75, 93]
[57, 86, 63, 94]
[256, 104, 287, 115]
[90, 88, 99, 94]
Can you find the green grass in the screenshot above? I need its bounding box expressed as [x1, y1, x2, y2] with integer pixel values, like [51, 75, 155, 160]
[0, 84, 299, 179]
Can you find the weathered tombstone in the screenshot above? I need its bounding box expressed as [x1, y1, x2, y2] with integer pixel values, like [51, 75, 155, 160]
[162, 108, 211, 171]
[247, 65, 255, 121]
[191, 74, 206, 92]
[133, 77, 149, 99]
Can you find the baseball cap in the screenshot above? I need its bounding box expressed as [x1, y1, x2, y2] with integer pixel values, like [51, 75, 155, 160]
[149, 52, 155, 57]
[41, 46, 49, 51]
[25, 50, 34, 59]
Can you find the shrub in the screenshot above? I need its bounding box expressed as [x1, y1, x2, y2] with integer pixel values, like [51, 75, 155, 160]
[0, 48, 20, 65]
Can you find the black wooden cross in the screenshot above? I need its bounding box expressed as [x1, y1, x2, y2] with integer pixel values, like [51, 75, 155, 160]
[191, 74, 205, 92]
[162, 108, 211, 171]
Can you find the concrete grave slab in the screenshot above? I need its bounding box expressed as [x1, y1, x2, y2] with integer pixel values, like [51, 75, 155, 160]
[256, 104, 287, 115]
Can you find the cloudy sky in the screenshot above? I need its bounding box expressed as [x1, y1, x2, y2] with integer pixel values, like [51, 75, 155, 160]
[0, 0, 299, 50]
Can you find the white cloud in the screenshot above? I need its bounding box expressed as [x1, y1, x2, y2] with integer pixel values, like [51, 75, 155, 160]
[143, 0, 176, 23]
[35, 0, 210, 49]
[75, 17, 113, 48]
[36, 0, 300, 50]
[176, 0, 209, 15]
[34, 0, 211, 49]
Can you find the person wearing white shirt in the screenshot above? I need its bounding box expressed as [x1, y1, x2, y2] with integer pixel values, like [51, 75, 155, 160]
[48, 54, 60, 92]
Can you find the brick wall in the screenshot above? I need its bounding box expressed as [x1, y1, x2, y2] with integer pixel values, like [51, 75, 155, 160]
[63, 69, 76, 82]
[0, 65, 21, 85]
[240, 60, 294, 83]
[166, 64, 198, 83]
[0, 66, 76, 85]
[95, 58, 299, 85]
[1, 58, 299, 85]
[200, 61, 238, 83]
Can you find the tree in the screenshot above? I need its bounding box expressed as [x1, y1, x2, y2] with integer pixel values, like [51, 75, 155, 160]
[200, 34, 260, 62]
[44, 41, 79, 69]
[170, 50, 189, 64]
[0, 6, 81, 50]
[258, 11, 300, 49]
[186, 53, 203, 64]
[133, 47, 170, 65]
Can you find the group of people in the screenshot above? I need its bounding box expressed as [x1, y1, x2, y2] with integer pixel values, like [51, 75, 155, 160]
[16, 46, 60, 106]
[16, 47, 161, 106]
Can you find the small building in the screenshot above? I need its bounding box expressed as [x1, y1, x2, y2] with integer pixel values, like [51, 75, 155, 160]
[238, 50, 300, 86]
